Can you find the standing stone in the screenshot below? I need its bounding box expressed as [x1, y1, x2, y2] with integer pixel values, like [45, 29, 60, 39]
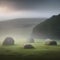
[45, 39, 57, 45]
[28, 38, 34, 43]
[3, 37, 14, 45]
[24, 44, 34, 49]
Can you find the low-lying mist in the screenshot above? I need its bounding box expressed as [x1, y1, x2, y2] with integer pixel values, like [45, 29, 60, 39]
[0, 18, 46, 45]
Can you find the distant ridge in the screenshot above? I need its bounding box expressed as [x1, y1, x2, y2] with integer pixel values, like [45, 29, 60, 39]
[0, 18, 46, 30]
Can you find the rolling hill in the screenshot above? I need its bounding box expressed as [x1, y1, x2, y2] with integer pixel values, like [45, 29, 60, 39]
[32, 14, 60, 40]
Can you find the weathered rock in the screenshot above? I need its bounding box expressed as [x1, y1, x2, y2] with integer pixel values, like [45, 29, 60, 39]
[45, 39, 57, 45]
[24, 44, 34, 49]
[28, 38, 34, 43]
[3, 37, 14, 45]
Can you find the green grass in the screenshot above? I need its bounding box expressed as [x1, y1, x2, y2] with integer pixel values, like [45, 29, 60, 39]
[0, 40, 60, 60]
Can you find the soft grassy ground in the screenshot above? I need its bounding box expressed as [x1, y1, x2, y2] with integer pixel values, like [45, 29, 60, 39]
[0, 40, 60, 60]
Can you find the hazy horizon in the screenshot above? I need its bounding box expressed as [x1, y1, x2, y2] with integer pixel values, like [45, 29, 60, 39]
[0, 0, 60, 20]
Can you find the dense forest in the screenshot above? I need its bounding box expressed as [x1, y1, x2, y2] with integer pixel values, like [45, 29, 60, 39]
[33, 14, 60, 40]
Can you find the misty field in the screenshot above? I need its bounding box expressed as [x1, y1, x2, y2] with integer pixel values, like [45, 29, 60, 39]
[0, 40, 60, 60]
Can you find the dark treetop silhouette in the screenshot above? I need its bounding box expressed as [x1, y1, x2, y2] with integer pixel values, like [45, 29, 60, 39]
[33, 14, 60, 40]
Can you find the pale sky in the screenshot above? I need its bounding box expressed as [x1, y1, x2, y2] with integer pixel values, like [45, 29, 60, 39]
[0, 0, 60, 20]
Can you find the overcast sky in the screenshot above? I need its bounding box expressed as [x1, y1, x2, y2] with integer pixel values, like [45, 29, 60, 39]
[0, 0, 60, 20]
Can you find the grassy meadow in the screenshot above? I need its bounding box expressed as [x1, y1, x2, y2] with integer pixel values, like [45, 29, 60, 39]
[0, 39, 60, 60]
